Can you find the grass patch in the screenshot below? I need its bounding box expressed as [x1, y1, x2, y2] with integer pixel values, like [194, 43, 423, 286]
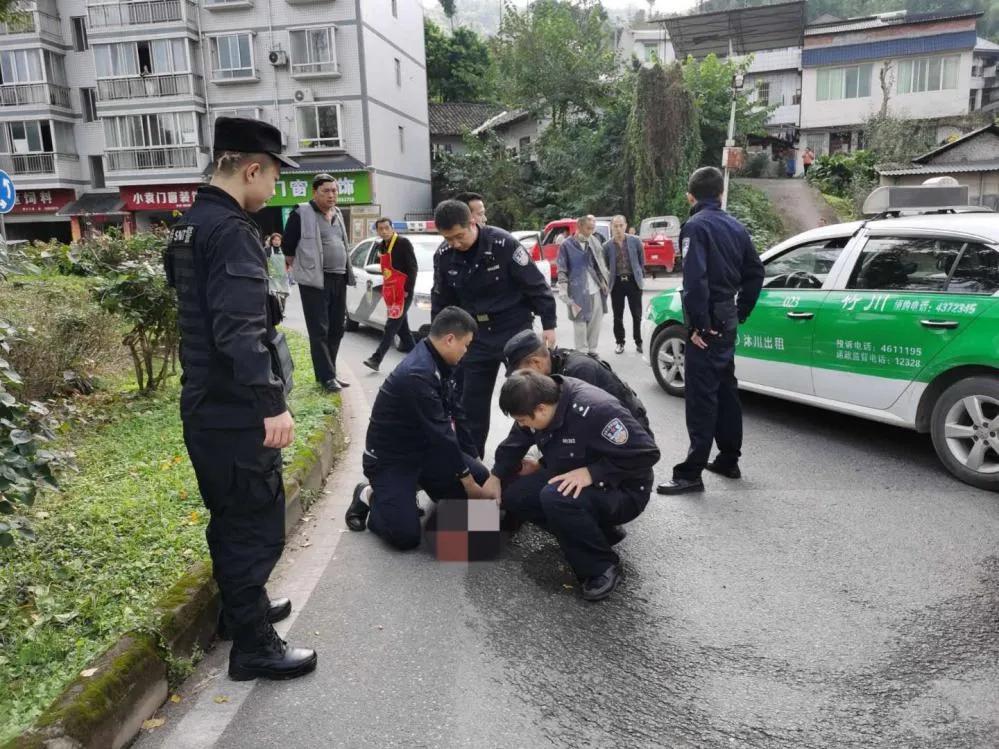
[820, 192, 858, 222]
[728, 182, 787, 253]
[0, 329, 338, 743]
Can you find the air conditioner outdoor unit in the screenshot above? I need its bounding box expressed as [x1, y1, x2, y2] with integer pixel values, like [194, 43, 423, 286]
[293, 88, 314, 103]
[268, 50, 289, 67]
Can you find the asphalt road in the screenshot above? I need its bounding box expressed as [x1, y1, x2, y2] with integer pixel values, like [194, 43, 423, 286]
[134, 280, 999, 749]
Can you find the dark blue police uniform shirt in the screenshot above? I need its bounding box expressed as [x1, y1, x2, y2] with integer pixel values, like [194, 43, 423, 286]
[494, 376, 660, 490]
[680, 199, 765, 332]
[366, 338, 478, 476]
[431, 224, 557, 332]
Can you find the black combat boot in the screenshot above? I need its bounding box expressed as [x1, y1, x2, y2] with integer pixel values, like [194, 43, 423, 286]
[229, 622, 317, 682]
[217, 598, 292, 641]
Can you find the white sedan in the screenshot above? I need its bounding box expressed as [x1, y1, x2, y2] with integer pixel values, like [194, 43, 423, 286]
[344, 232, 551, 339]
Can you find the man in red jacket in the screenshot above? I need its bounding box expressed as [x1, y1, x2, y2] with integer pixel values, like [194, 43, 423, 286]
[363, 218, 419, 371]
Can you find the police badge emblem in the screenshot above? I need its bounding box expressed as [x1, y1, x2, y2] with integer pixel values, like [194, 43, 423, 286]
[513, 246, 530, 266]
[601, 418, 629, 445]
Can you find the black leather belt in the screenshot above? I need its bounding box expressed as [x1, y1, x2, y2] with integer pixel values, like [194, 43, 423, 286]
[618, 274, 633, 281]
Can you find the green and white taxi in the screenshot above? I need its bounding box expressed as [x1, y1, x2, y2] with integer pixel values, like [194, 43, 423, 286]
[642, 187, 999, 491]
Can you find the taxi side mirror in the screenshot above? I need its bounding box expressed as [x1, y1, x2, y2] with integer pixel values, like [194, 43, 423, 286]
[364, 263, 382, 275]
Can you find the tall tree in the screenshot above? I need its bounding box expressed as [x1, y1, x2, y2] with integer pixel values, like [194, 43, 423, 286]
[492, 0, 617, 129]
[439, 0, 457, 32]
[625, 64, 702, 221]
[681, 53, 773, 166]
[425, 19, 495, 103]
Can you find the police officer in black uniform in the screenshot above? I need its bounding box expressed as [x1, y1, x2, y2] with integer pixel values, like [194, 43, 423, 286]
[344, 306, 492, 548]
[432, 199, 557, 456]
[164, 117, 317, 681]
[657, 167, 764, 495]
[485, 371, 659, 601]
[502, 329, 650, 431]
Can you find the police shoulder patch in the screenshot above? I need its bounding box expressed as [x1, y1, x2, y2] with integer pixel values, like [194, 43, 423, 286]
[601, 418, 629, 445]
[513, 246, 530, 266]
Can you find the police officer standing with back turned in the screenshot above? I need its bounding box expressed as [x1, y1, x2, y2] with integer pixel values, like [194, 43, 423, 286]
[657, 167, 764, 495]
[165, 117, 317, 681]
[432, 199, 557, 456]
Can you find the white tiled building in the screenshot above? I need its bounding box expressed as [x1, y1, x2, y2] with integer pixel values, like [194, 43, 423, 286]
[1, 0, 431, 242]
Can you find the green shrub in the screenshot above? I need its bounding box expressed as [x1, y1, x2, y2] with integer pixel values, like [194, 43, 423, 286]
[806, 150, 878, 198]
[0, 278, 122, 401]
[728, 182, 785, 252]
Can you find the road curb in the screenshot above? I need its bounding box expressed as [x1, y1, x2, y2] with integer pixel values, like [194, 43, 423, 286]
[2, 401, 348, 749]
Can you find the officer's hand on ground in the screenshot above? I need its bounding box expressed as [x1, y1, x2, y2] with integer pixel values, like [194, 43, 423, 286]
[263, 411, 295, 449]
[542, 329, 557, 348]
[690, 329, 718, 350]
[548, 467, 593, 499]
[518, 459, 541, 476]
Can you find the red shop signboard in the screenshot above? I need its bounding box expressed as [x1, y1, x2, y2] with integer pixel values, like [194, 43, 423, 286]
[11, 188, 75, 215]
[120, 185, 201, 211]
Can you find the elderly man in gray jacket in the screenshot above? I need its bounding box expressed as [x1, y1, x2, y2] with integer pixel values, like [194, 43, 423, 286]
[283, 173, 356, 393]
[604, 214, 646, 354]
[556, 214, 610, 354]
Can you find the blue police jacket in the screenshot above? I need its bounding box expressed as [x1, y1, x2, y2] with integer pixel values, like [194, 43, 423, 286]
[365, 338, 479, 474]
[680, 199, 765, 332]
[432, 224, 557, 332]
[165, 186, 287, 429]
[494, 376, 660, 491]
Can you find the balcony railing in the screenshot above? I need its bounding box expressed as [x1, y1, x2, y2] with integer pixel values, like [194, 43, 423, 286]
[96, 73, 203, 101]
[87, 0, 192, 28]
[0, 6, 62, 39]
[0, 82, 71, 109]
[291, 61, 340, 77]
[0, 152, 78, 176]
[106, 146, 198, 171]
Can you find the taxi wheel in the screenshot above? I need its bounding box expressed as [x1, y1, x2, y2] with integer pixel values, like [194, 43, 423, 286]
[344, 310, 359, 332]
[651, 325, 686, 397]
[930, 376, 999, 492]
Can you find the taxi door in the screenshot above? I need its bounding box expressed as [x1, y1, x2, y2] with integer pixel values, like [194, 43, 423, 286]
[811, 232, 996, 409]
[345, 239, 387, 328]
[735, 237, 851, 395]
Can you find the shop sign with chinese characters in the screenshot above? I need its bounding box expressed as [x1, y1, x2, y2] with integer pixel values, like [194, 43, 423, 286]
[11, 188, 75, 215]
[268, 171, 372, 207]
[121, 186, 200, 211]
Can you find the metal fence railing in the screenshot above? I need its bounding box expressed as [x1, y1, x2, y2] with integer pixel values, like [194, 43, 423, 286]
[97, 73, 200, 101]
[106, 146, 198, 171]
[0, 82, 71, 108]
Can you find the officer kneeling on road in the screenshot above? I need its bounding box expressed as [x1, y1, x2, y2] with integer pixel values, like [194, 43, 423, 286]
[658, 166, 764, 495]
[484, 371, 660, 601]
[502, 329, 650, 432]
[165, 117, 316, 681]
[345, 306, 494, 549]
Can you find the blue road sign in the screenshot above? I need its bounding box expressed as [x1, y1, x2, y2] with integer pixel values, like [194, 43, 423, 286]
[0, 170, 15, 214]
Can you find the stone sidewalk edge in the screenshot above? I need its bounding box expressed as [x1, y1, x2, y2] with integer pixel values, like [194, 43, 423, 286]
[2, 400, 350, 749]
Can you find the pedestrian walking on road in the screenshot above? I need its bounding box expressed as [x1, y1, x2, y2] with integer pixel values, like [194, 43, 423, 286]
[556, 214, 609, 355]
[164, 117, 316, 682]
[486, 371, 660, 601]
[431, 199, 557, 456]
[362, 218, 418, 371]
[802, 146, 815, 176]
[346, 307, 493, 548]
[657, 167, 764, 496]
[282, 174, 356, 393]
[604, 214, 646, 355]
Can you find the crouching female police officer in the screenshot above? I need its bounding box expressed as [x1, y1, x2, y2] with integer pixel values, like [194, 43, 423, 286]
[165, 117, 317, 682]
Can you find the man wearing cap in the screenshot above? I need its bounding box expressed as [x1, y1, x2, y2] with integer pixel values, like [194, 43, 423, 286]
[164, 117, 317, 681]
[502, 329, 649, 432]
[282, 174, 356, 393]
[432, 199, 557, 456]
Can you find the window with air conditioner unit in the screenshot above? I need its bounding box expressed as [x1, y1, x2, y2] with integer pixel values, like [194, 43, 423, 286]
[297, 104, 342, 150]
[290, 26, 338, 77]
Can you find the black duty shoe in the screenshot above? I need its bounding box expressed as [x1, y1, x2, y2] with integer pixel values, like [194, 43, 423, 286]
[229, 627, 317, 682]
[706, 461, 741, 479]
[345, 482, 370, 532]
[603, 525, 627, 546]
[322, 379, 342, 393]
[217, 598, 292, 641]
[636, 342, 643, 354]
[615, 343, 625, 354]
[335, 378, 350, 388]
[581, 565, 622, 602]
[656, 477, 705, 495]
[362, 357, 380, 372]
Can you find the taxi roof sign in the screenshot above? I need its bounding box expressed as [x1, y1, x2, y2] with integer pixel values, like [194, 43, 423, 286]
[862, 185, 972, 216]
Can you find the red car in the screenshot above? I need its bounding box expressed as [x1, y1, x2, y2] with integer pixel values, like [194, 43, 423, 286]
[536, 218, 612, 283]
[638, 216, 680, 276]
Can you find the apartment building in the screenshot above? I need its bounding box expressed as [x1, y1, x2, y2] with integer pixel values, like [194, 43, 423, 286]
[1, 0, 431, 243]
[799, 10, 999, 156]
